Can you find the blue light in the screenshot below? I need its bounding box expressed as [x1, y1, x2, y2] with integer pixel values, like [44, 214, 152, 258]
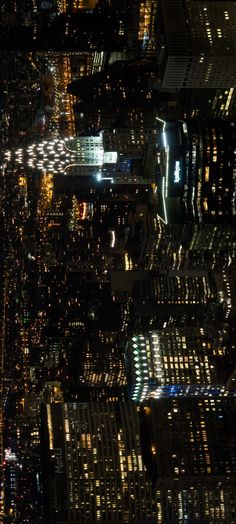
[162, 132, 167, 148]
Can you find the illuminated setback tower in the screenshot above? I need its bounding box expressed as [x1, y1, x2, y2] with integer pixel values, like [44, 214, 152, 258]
[7, 128, 157, 183]
[6, 133, 117, 178]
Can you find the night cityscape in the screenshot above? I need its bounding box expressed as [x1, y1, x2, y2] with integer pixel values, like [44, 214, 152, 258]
[1, 1, 236, 523]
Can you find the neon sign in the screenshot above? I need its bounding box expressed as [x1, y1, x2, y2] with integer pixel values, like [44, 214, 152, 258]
[174, 161, 180, 183]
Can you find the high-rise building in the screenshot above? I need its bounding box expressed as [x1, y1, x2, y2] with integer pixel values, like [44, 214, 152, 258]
[156, 0, 236, 89]
[179, 87, 236, 120]
[41, 400, 236, 522]
[141, 397, 236, 486]
[131, 268, 222, 335]
[52, 178, 155, 273]
[157, 118, 236, 225]
[214, 268, 236, 321]
[41, 402, 156, 523]
[0, 264, 6, 520]
[133, 269, 217, 310]
[68, 59, 160, 109]
[7, 133, 117, 177]
[37, 262, 124, 378]
[209, 87, 236, 119]
[0, 0, 142, 51]
[137, 0, 158, 58]
[155, 483, 236, 523]
[68, 0, 99, 10]
[8, 126, 159, 182]
[186, 224, 236, 271]
[125, 328, 235, 402]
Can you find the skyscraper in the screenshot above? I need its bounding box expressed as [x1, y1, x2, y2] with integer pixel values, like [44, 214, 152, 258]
[41, 402, 156, 523]
[155, 483, 236, 523]
[157, 118, 236, 225]
[156, 0, 236, 89]
[8, 134, 117, 177]
[41, 399, 236, 523]
[141, 397, 236, 486]
[132, 269, 218, 329]
[0, 0, 142, 51]
[125, 328, 234, 402]
[7, 125, 159, 182]
[186, 224, 236, 271]
[68, 59, 160, 109]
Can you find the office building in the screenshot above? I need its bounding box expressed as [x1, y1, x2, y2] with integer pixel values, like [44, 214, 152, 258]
[156, 0, 236, 89]
[125, 328, 234, 402]
[214, 269, 236, 320]
[133, 269, 217, 310]
[181, 87, 236, 120]
[157, 118, 236, 225]
[141, 397, 236, 485]
[187, 224, 236, 271]
[0, 0, 142, 51]
[68, 59, 160, 110]
[155, 484, 236, 523]
[41, 402, 156, 523]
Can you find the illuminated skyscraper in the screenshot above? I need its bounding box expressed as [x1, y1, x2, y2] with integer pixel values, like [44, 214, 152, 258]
[181, 86, 236, 120]
[77, 334, 127, 389]
[157, 118, 236, 225]
[137, 0, 158, 58]
[187, 224, 236, 271]
[41, 400, 236, 522]
[133, 268, 217, 311]
[7, 133, 117, 178]
[156, 0, 236, 89]
[41, 402, 156, 523]
[7, 126, 158, 182]
[125, 328, 234, 402]
[214, 269, 236, 321]
[141, 397, 236, 487]
[155, 484, 236, 523]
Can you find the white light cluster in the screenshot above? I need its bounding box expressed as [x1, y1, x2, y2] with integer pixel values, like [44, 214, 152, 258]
[130, 333, 164, 402]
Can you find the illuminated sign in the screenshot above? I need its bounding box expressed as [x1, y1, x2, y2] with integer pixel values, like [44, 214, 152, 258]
[174, 161, 180, 183]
